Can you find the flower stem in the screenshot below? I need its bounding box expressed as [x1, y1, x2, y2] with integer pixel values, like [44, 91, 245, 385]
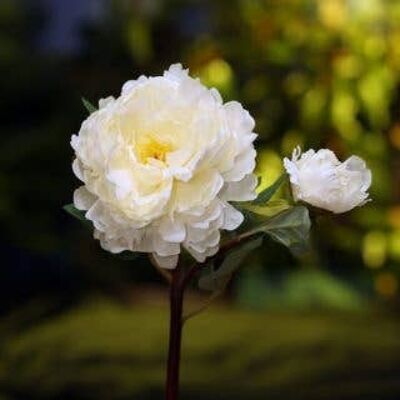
[165, 264, 185, 400]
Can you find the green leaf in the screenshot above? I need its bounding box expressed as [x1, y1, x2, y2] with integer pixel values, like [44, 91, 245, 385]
[253, 173, 287, 205]
[241, 199, 290, 218]
[198, 236, 263, 291]
[63, 203, 91, 227]
[255, 206, 311, 255]
[81, 97, 97, 114]
[234, 200, 290, 235]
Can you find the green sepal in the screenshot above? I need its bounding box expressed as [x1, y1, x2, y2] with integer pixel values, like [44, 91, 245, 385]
[63, 203, 92, 228]
[81, 97, 97, 114]
[253, 173, 287, 205]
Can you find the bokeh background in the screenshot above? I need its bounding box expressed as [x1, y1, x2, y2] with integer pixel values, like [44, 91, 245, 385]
[1, 0, 400, 399]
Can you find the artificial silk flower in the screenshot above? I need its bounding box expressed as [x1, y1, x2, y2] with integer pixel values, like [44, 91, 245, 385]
[284, 147, 371, 213]
[71, 64, 257, 268]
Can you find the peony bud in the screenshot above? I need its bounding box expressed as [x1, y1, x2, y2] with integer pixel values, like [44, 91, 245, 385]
[284, 147, 371, 213]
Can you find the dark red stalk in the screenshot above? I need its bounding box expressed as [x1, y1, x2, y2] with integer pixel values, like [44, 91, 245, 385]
[164, 234, 252, 399]
[165, 265, 185, 400]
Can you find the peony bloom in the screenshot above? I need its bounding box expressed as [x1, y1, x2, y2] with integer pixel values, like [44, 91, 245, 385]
[284, 147, 371, 213]
[71, 64, 257, 268]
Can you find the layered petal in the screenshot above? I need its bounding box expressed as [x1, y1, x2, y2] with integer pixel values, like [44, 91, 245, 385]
[71, 64, 257, 268]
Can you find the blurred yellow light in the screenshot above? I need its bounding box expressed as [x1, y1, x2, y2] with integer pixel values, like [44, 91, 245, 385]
[363, 36, 385, 59]
[358, 71, 389, 127]
[387, 206, 400, 229]
[389, 124, 400, 150]
[349, 0, 383, 19]
[301, 87, 326, 127]
[389, 33, 400, 68]
[333, 55, 361, 79]
[362, 231, 387, 269]
[255, 149, 282, 194]
[389, 230, 400, 261]
[318, 0, 347, 29]
[199, 59, 233, 92]
[374, 272, 398, 298]
[331, 91, 360, 141]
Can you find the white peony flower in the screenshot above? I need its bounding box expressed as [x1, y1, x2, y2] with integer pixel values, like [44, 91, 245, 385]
[71, 64, 257, 268]
[283, 147, 371, 213]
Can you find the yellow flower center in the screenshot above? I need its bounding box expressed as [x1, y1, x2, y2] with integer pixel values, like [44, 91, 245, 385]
[137, 135, 173, 164]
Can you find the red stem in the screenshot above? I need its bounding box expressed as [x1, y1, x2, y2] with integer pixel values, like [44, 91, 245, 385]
[165, 265, 185, 400]
[164, 234, 250, 399]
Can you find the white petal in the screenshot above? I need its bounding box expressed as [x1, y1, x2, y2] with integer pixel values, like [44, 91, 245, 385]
[344, 156, 372, 191]
[106, 169, 133, 199]
[184, 244, 219, 263]
[152, 234, 180, 257]
[224, 101, 255, 136]
[73, 186, 97, 210]
[159, 217, 186, 243]
[219, 174, 257, 201]
[188, 230, 220, 253]
[223, 147, 257, 182]
[222, 203, 244, 231]
[95, 230, 127, 254]
[164, 63, 188, 83]
[174, 170, 224, 212]
[98, 96, 115, 109]
[72, 158, 84, 181]
[153, 253, 179, 269]
[121, 75, 147, 95]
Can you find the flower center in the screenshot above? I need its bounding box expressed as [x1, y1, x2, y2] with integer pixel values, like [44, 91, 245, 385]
[136, 135, 173, 164]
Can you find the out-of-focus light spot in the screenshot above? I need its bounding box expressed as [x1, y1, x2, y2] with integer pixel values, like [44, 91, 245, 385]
[267, 40, 294, 65]
[331, 90, 360, 141]
[387, 206, 400, 229]
[281, 131, 303, 156]
[349, 0, 383, 19]
[389, 124, 400, 150]
[285, 21, 307, 45]
[126, 20, 152, 64]
[199, 59, 233, 94]
[301, 87, 326, 127]
[318, 0, 347, 29]
[284, 73, 308, 97]
[374, 272, 398, 298]
[333, 55, 360, 79]
[389, 230, 400, 261]
[358, 67, 393, 127]
[255, 149, 282, 194]
[389, 33, 400, 68]
[363, 36, 385, 59]
[362, 231, 387, 269]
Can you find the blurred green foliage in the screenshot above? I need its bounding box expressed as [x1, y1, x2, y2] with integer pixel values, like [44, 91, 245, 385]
[1, 298, 400, 399]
